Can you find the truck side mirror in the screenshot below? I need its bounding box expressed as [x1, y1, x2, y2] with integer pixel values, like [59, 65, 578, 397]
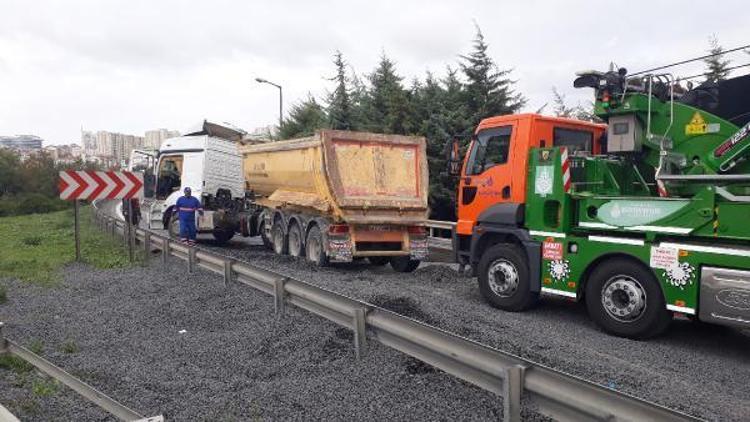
[444, 138, 462, 177]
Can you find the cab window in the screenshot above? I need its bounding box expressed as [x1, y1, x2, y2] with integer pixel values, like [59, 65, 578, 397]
[156, 155, 183, 198]
[466, 126, 512, 175]
[553, 127, 593, 153]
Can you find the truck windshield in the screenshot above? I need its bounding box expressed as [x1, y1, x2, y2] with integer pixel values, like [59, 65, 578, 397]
[553, 128, 593, 153]
[465, 126, 512, 175]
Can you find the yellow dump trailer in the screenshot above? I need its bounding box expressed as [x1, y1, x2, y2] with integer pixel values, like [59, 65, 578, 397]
[240, 130, 429, 272]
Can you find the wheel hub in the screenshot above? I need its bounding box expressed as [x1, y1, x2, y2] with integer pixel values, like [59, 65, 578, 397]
[487, 260, 519, 297]
[601, 275, 647, 322]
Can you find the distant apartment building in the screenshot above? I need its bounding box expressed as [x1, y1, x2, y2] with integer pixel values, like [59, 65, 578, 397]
[83, 127, 177, 165]
[81, 129, 97, 155]
[144, 128, 180, 149]
[0, 135, 43, 151]
[88, 130, 144, 165]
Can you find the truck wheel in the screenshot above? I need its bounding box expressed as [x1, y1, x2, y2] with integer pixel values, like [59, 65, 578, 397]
[390, 256, 420, 273]
[305, 225, 329, 267]
[212, 229, 234, 245]
[258, 220, 273, 250]
[368, 257, 389, 266]
[288, 222, 303, 257]
[271, 220, 288, 255]
[478, 243, 538, 312]
[585, 258, 671, 339]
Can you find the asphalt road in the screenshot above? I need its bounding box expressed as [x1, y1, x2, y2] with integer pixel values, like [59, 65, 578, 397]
[108, 201, 750, 421]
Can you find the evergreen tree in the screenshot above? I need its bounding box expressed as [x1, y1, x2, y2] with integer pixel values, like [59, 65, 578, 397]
[278, 94, 328, 140]
[460, 25, 525, 125]
[704, 35, 731, 82]
[551, 87, 600, 122]
[552, 87, 575, 118]
[363, 53, 412, 134]
[409, 68, 472, 220]
[327, 51, 355, 130]
[349, 69, 369, 130]
[0, 149, 22, 197]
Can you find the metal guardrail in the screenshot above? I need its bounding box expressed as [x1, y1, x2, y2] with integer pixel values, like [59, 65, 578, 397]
[425, 219, 455, 239]
[91, 206, 700, 422]
[425, 219, 456, 230]
[0, 323, 162, 422]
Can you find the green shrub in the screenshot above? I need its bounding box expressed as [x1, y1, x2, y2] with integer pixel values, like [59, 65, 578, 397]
[31, 377, 59, 397]
[0, 194, 70, 217]
[0, 355, 33, 373]
[16, 194, 69, 215]
[0, 200, 18, 217]
[29, 340, 44, 355]
[0, 285, 6, 304]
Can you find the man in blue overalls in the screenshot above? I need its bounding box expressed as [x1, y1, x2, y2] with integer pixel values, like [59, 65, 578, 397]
[174, 187, 203, 245]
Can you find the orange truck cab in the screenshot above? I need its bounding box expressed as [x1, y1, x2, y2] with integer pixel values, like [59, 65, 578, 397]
[454, 114, 605, 272]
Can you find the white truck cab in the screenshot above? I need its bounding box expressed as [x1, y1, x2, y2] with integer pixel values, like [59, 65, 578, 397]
[146, 121, 245, 243]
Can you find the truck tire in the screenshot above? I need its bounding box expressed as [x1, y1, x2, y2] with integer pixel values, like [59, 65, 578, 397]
[212, 229, 234, 245]
[585, 258, 671, 339]
[258, 220, 273, 250]
[390, 256, 420, 273]
[305, 225, 329, 267]
[368, 256, 389, 266]
[271, 220, 288, 255]
[288, 222, 303, 257]
[478, 243, 539, 312]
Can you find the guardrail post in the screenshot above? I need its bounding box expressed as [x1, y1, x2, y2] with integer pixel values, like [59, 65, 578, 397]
[273, 277, 286, 316]
[161, 238, 170, 265]
[188, 247, 196, 274]
[503, 365, 525, 422]
[353, 308, 367, 360]
[143, 232, 151, 266]
[223, 259, 233, 288]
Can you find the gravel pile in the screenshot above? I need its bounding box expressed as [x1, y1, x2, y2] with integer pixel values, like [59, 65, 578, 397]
[0, 259, 537, 421]
[199, 233, 750, 421]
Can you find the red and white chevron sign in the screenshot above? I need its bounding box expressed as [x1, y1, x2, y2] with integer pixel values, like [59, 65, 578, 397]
[58, 170, 143, 201]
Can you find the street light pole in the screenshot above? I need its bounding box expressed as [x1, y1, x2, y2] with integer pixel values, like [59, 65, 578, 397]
[255, 77, 283, 131]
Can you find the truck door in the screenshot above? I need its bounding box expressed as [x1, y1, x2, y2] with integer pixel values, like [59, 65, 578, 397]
[457, 124, 515, 235]
[155, 155, 183, 200]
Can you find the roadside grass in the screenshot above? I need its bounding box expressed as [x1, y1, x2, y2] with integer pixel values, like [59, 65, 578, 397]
[0, 206, 132, 286]
[59, 339, 79, 354]
[0, 354, 34, 374]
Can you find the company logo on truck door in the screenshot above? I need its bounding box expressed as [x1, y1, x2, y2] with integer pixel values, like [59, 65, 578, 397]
[534, 166, 554, 197]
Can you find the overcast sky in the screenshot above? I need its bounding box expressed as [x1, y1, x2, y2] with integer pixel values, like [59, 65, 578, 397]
[1, 0, 748, 145]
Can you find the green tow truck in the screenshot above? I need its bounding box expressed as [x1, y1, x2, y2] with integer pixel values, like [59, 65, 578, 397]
[450, 69, 750, 338]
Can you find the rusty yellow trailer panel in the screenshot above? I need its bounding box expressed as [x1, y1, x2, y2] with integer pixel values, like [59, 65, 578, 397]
[240, 130, 428, 224]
